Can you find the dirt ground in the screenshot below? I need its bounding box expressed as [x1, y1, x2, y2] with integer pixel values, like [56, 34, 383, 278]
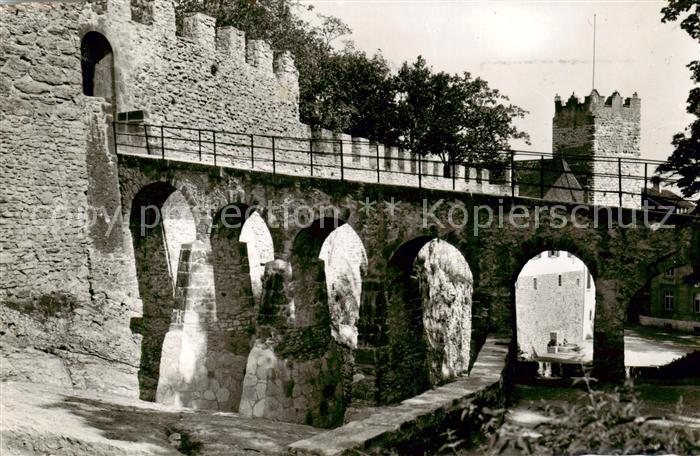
[0, 382, 321, 455]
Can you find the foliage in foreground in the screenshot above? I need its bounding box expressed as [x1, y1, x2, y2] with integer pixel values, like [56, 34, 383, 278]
[471, 377, 700, 455]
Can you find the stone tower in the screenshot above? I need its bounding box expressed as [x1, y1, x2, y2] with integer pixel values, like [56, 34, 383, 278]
[552, 90, 642, 208]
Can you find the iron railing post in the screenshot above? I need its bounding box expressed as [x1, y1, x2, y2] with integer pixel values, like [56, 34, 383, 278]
[418, 154, 422, 189]
[376, 143, 380, 183]
[643, 162, 648, 207]
[160, 125, 165, 162]
[272, 136, 276, 175]
[618, 157, 623, 207]
[452, 161, 456, 190]
[143, 124, 151, 155]
[539, 154, 544, 199]
[112, 121, 118, 155]
[213, 130, 217, 167]
[339, 139, 344, 181]
[250, 134, 254, 169]
[309, 139, 314, 177]
[198, 130, 202, 161]
[510, 150, 515, 198]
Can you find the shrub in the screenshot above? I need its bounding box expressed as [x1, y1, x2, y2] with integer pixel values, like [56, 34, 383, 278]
[479, 376, 700, 455]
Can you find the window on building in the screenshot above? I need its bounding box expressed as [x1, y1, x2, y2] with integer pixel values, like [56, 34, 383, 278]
[664, 291, 674, 311]
[587, 272, 592, 289]
[567, 252, 574, 258]
[694, 293, 700, 314]
[533, 278, 537, 290]
[665, 268, 675, 277]
[577, 278, 580, 287]
[548, 250, 558, 258]
[589, 310, 593, 321]
[558, 275, 562, 286]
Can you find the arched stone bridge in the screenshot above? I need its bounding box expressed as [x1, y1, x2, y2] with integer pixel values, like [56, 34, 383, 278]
[117, 153, 697, 427]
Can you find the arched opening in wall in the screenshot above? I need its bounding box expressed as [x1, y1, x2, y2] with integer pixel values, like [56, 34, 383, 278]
[129, 182, 196, 401]
[318, 224, 368, 350]
[378, 237, 472, 405]
[81, 32, 115, 104]
[239, 217, 352, 428]
[204, 204, 275, 411]
[625, 263, 700, 383]
[289, 217, 346, 327]
[210, 203, 254, 318]
[514, 250, 595, 379]
[162, 191, 197, 287]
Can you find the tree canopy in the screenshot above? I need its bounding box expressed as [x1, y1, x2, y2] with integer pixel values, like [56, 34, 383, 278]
[657, 1, 700, 199]
[394, 57, 529, 170]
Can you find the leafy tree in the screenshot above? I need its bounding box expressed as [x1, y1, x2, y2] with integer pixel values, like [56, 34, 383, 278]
[173, 0, 394, 137]
[656, 1, 700, 198]
[173, 1, 528, 167]
[394, 57, 529, 175]
[299, 36, 396, 140]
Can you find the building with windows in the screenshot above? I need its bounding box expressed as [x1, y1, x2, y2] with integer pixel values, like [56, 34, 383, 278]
[515, 251, 596, 361]
[634, 265, 700, 333]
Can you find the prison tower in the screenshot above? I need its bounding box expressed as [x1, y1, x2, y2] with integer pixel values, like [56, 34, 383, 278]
[553, 90, 642, 208]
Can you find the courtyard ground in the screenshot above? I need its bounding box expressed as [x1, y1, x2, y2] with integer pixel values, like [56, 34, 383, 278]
[624, 324, 700, 367]
[530, 324, 700, 367]
[0, 382, 320, 455]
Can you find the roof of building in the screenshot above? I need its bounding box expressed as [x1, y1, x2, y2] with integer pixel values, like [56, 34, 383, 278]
[643, 186, 696, 210]
[514, 157, 584, 203]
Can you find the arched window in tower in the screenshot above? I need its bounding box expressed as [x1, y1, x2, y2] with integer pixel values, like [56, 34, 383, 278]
[81, 32, 114, 102]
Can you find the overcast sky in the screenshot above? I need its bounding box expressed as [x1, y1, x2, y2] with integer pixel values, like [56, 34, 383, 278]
[300, 1, 697, 162]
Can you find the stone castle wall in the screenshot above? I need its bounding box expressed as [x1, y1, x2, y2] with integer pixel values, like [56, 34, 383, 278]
[0, 0, 310, 396]
[515, 270, 589, 358]
[1, 2, 142, 395]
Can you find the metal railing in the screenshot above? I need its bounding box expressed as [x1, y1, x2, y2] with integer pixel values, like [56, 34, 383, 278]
[113, 121, 689, 209]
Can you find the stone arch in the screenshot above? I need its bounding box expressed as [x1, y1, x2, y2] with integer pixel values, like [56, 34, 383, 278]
[240, 211, 275, 304]
[318, 224, 368, 349]
[377, 237, 473, 405]
[80, 31, 114, 102]
[122, 176, 201, 229]
[624, 250, 699, 369]
[162, 191, 197, 287]
[129, 181, 197, 401]
[514, 250, 596, 368]
[507, 237, 598, 340]
[210, 203, 256, 317]
[289, 217, 346, 327]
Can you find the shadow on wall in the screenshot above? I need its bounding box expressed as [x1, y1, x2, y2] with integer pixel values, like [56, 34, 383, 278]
[238, 218, 366, 428]
[128, 181, 191, 401]
[377, 237, 473, 405]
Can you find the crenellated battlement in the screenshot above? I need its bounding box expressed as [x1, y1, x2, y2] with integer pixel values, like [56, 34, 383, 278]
[552, 88, 642, 208]
[79, 0, 300, 117]
[554, 89, 641, 120]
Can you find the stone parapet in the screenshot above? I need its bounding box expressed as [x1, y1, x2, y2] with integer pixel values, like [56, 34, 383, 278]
[288, 338, 511, 455]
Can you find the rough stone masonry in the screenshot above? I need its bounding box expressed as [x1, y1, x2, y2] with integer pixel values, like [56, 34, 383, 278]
[1, 0, 697, 433]
[0, 0, 482, 427]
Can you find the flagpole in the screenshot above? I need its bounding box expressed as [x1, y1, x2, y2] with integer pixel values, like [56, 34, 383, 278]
[592, 14, 596, 91]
